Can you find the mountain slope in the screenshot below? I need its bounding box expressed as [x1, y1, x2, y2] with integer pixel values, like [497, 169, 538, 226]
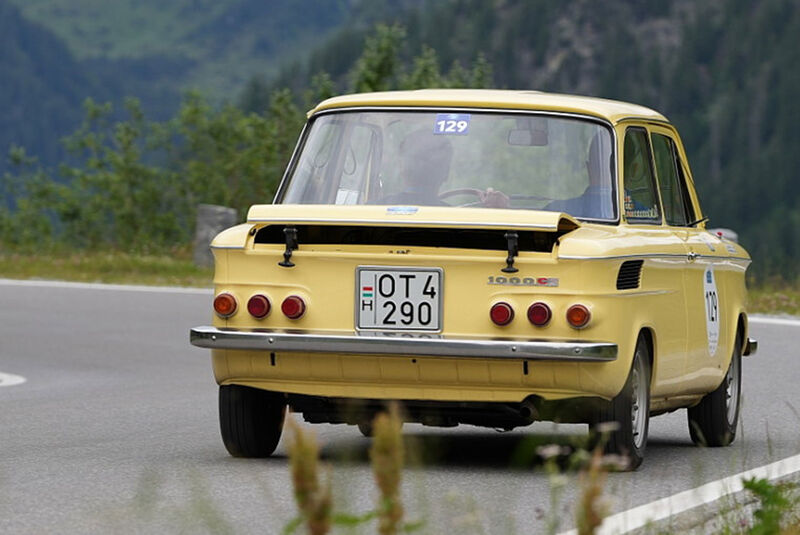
[266, 0, 800, 279]
[0, 0, 103, 168]
[6, 0, 353, 100]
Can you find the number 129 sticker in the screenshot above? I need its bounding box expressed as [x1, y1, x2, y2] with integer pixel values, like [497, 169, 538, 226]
[434, 113, 470, 135]
[704, 266, 719, 357]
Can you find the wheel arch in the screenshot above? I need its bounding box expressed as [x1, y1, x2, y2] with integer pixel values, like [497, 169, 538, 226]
[638, 325, 656, 382]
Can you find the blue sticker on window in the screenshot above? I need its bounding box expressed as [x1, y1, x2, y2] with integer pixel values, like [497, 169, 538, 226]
[433, 113, 470, 135]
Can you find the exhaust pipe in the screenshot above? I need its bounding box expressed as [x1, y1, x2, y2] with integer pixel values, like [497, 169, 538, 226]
[519, 398, 538, 421]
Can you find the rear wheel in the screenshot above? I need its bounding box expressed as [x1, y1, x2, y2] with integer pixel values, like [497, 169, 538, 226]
[687, 337, 742, 447]
[593, 333, 651, 471]
[357, 421, 374, 437]
[219, 385, 286, 457]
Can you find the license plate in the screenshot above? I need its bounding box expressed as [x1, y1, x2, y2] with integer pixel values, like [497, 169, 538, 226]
[356, 267, 442, 332]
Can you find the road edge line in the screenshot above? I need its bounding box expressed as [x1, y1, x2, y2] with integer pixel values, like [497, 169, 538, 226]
[749, 315, 800, 327]
[558, 453, 800, 535]
[0, 372, 27, 387]
[0, 278, 212, 294]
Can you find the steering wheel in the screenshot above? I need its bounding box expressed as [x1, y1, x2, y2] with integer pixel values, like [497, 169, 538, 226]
[438, 188, 510, 208]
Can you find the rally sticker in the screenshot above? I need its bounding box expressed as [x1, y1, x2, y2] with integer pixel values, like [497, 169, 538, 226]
[703, 266, 719, 357]
[433, 113, 470, 135]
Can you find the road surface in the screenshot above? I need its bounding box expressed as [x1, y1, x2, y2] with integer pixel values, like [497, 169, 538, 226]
[0, 280, 796, 533]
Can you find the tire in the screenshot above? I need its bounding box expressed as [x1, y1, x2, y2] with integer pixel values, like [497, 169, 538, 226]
[687, 337, 742, 447]
[357, 421, 374, 437]
[593, 333, 651, 471]
[219, 385, 286, 458]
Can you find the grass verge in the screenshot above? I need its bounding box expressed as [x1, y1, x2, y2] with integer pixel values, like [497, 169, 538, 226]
[0, 250, 212, 288]
[749, 285, 800, 316]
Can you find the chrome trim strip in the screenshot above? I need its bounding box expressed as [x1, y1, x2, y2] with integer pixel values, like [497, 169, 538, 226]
[616, 116, 673, 125]
[559, 253, 752, 262]
[744, 337, 758, 357]
[190, 326, 618, 362]
[247, 217, 560, 231]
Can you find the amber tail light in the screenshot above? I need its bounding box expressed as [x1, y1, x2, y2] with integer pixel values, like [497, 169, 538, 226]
[566, 304, 591, 329]
[213, 293, 237, 318]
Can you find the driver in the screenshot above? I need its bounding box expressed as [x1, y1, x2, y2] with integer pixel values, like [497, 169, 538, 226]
[381, 128, 453, 205]
[546, 133, 613, 219]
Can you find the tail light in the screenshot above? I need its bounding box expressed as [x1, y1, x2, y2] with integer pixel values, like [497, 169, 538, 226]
[213, 292, 237, 318]
[527, 302, 551, 326]
[490, 302, 514, 326]
[566, 304, 591, 329]
[247, 294, 271, 319]
[282, 295, 306, 319]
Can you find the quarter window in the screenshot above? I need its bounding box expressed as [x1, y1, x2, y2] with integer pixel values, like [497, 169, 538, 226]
[623, 128, 661, 224]
[652, 134, 689, 226]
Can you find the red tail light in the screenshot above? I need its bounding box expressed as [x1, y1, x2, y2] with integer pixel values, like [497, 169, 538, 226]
[566, 304, 591, 329]
[527, 302, 551, 326]
[213, 293, 237, 318]
[490, 302, 514, 326]
[282, 295, 306, 319]
[247, 294, 271, 319]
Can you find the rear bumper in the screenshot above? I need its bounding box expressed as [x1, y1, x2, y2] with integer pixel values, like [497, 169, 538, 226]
[190, 326, 617, 362]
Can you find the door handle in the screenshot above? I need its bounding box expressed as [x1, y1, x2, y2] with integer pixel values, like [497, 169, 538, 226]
[687, 251, 699, 262]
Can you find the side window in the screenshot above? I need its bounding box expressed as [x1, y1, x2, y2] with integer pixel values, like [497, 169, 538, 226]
[623, 128, 661, 224]
[652, 134, 688, 226]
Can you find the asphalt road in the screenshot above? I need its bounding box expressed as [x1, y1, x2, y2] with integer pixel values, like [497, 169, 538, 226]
[1, 280, 797, 534]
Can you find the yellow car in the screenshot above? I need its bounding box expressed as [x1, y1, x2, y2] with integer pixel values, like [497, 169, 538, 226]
[190, 89, 756, 469]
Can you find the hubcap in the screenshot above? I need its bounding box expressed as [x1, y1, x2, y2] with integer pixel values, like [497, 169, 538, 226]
[725, 354, 740, 425]
[631, 354, 647, 449]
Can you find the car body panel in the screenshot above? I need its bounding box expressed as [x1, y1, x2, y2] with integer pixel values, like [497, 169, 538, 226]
[193, 89, 752, 424]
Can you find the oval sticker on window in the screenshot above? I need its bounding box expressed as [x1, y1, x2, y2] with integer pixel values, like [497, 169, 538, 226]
[434, 113, 470, 135]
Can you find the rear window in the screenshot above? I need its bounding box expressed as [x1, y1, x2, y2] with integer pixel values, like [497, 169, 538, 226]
[280, 110, 617, 221]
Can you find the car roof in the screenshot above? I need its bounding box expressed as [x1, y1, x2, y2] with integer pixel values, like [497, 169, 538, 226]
[310, 89, 668, 125]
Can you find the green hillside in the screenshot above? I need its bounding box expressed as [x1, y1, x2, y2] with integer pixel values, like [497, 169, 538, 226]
[4, 0, 800, 280]
[6, 0, 352, 99]
[262, 0, 800, 280]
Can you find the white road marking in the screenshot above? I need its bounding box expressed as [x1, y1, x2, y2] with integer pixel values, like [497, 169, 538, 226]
[0, 372, 27, 387]
[555, 314, 799, 534]
[749, 315, 800, 327]
[0, 278, 212, 294]
[559, 452, 800, 535]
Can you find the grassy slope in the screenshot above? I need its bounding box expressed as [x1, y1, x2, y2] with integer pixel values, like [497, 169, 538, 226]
[0, 251, 212, 288]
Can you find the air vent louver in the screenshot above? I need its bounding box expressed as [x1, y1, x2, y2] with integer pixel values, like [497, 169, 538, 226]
[616, 260, 644, 290]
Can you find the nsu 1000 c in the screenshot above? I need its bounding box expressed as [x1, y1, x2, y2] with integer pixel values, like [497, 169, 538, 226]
[191, 89, 756, 470]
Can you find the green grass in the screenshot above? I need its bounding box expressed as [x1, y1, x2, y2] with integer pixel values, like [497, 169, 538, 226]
[0, 250, 212, 288]
[748, 286, 800, 316]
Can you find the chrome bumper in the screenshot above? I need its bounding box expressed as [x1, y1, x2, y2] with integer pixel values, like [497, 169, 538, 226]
[744, 337, 758, 356]
[190, 326, 618, 362]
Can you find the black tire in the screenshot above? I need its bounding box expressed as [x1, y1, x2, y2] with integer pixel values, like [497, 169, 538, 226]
[593, 333, 651, 471]
[687, 337, 742, 447]
[357, 421, 374, 437]
[219, 385, 286, 458]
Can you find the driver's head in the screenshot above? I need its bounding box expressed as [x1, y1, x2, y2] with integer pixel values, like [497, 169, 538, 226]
[400, 128, 454, 192]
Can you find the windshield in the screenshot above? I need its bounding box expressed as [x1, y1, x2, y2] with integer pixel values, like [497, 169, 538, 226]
[279, 110, 616, 221]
